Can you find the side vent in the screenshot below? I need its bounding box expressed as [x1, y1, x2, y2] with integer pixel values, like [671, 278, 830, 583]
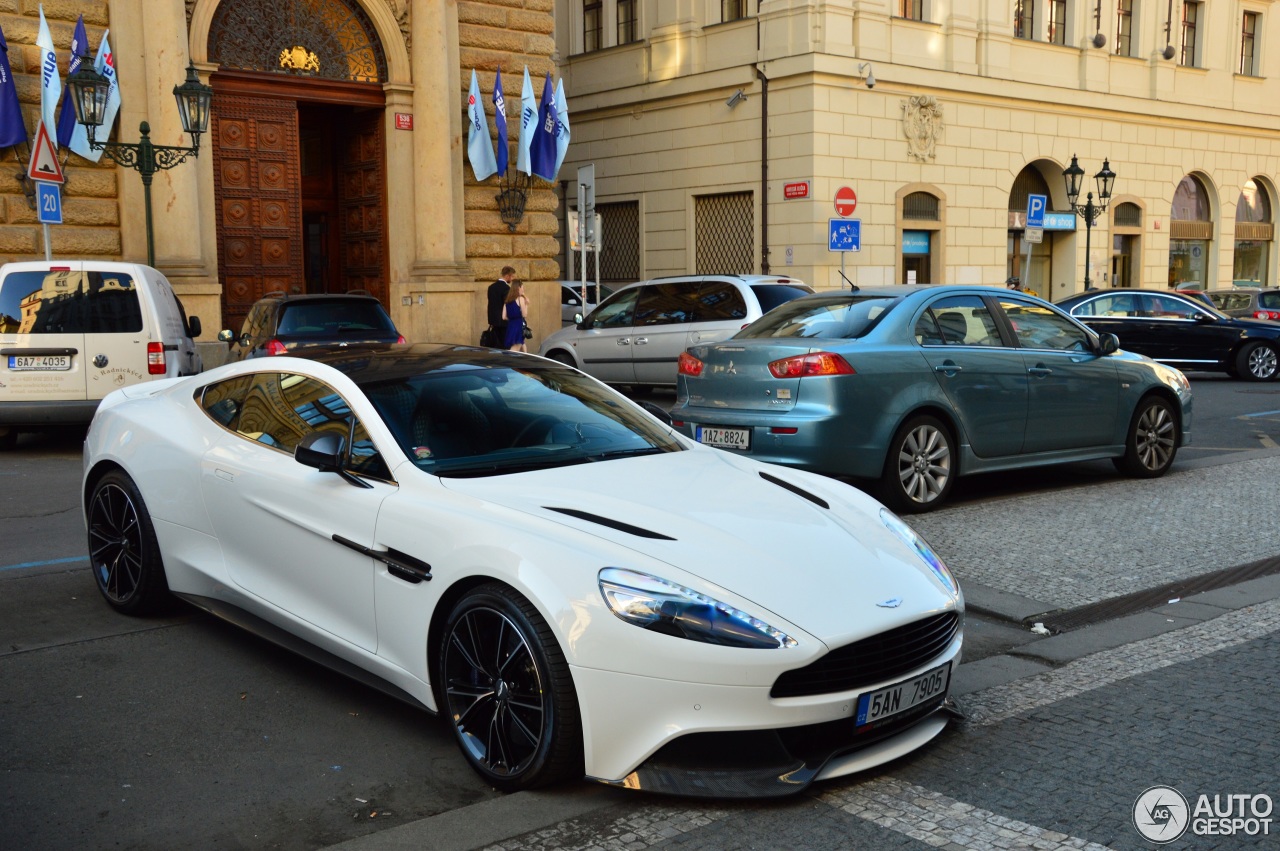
[759, 472, 829, 509]
[544, 507, 676, 540]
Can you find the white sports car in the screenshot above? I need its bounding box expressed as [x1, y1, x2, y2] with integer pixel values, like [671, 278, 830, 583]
[83, 344, 963, 797]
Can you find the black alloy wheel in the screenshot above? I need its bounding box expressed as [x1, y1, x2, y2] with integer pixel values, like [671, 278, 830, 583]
[440, 584, 582, 791]
[881, 414, 955, 513]
[87, 471, 171, 615]
[1113, 396, 1178, 478]
[1236, 341, 1280, 381]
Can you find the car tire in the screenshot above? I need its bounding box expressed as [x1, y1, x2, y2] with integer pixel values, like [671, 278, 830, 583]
[440, 584, 583, 792]
[546, 351, 575, 369]
[880, 414, 955, 513]
[1236, 341, 1280, 381]
[1112, 395, 1178, 478]
[87, 470, 172, 615]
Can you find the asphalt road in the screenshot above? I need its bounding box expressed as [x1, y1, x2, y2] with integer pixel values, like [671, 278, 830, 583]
[2, 371, 1278, 850]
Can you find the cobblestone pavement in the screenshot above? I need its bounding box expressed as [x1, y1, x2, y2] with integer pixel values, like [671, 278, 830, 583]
[469, 601, 1280, 851]
[908, 456, 1280, 610]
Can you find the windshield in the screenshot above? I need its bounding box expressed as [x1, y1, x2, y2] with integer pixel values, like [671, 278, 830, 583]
[362, 363, 683, 477]
[735, 294, 899, 339]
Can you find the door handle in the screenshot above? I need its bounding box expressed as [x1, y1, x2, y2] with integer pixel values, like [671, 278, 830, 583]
[1027, 366, 1053, 377]
[617, 338, 631, 346]
[934, 363, 962, 376]
[633, 337, 649, 345]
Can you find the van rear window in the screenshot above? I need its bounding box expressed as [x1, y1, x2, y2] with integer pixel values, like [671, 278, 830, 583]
[0, 270, 142, 334]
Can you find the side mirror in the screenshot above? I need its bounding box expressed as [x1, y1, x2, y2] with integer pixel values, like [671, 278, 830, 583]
[639, 400, 673, 426]
[295, 431, 373, 488]
[295, 431, 345, 471]
[1097, 333, 1120, 355]
[217, 329, 234, 343]
[187, 316, 202, 339]
[574, 312, 586, 328]
[1193, 312, 1216, 323]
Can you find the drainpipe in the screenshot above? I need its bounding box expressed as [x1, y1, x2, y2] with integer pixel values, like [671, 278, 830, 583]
[755, 64, 769, 273]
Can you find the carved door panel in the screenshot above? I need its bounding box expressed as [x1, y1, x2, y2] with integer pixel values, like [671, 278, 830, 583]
[339, 110, 387, 302]
[212, 93, 303, 333]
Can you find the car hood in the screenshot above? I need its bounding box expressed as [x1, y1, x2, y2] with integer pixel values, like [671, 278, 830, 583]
[438, 449, 958, 646]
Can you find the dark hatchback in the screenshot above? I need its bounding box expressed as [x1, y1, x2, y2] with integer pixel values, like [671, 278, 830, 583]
[218, 292, 404, 362]
[1056, 288, 1280, 381]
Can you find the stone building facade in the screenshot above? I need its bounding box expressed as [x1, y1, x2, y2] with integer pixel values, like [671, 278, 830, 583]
[0, 0, 562, 352]
[555, 0, 1280, 301]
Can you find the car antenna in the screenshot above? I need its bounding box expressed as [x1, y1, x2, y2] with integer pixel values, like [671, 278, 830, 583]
[838, 269, 858, 291]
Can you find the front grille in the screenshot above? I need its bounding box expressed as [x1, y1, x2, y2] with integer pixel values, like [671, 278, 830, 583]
[771, 611, 959, 698]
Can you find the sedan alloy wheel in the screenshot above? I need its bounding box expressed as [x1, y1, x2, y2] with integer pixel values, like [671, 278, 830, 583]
[1114, 396, 1178, 477]
[87, 471, 170, 615]
[1238, 341, 1280, 381]
[882, 415, 955, 513]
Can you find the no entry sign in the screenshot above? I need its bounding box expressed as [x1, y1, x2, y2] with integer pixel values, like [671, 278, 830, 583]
[835, 186, 857, 217]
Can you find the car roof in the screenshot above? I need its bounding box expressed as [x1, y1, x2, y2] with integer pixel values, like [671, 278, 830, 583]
[295, 343, 562, 386]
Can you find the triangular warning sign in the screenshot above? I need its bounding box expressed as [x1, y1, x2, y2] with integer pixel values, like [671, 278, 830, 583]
[27, 123, 65, 184]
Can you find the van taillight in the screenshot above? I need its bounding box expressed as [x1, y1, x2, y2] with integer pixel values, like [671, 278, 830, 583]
[147, 342, 165, 375]
[264, 339, 288, 356]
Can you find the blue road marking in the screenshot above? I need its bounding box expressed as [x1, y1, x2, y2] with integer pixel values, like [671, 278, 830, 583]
[1, 555, 89, 572]
[1242, 409, 1280, 418]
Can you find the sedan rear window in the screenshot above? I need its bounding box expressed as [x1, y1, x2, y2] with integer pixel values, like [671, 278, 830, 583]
[736, 294, 899, 339]
[277, 301, 397, 335]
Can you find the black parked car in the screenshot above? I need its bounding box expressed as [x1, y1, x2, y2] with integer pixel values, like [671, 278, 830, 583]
[218, 292, 404, 362]
[1056, 288, 1280, 381]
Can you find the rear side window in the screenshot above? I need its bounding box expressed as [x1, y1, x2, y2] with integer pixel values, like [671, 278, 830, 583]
[738, 295, 898, 339]
[0, 270, 142, 334]
[695, 280, 749, 321]
[635, 282, 701, 326]
[925, 295, 1003, 346]
[749, 284, 814, 313]
[1259, 291, 1280, 309]
[1072, 293, 1140, 317]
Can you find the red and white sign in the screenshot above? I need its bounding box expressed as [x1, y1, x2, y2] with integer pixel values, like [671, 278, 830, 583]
[783, 181, 810, 200]
[27, 123, 64, 184]
[834, 186, 857, 217]
[395, 113, 413, 131]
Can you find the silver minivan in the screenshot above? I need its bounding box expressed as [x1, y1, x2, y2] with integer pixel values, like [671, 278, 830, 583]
[538, 275, 813, 387]
[0, 261, 203, 447]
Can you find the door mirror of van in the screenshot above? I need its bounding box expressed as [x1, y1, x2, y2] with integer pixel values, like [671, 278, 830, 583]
[187, 316, 202, 338]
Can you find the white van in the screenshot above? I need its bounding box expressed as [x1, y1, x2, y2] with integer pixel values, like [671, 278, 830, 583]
[0, 261, 203, 447]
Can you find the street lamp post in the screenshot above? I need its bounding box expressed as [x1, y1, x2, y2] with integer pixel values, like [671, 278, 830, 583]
[1062, 154, 1116, 290]
[67, 63, 213, 267]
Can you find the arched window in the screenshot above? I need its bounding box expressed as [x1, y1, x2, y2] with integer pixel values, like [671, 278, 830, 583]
[1169, 174, 1214, 289]
[897, 186, 944, 285]
[1234, 179, 1274, 286]
[209, 0, 388, 83]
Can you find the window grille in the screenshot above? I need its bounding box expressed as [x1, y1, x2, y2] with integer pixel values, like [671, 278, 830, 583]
[1113, 202, 1142, 227]
[695, 193, 754, 274]
[208, 0, 387, 83]
[903, 192, 940, 221]
[571, 201, 640, 284]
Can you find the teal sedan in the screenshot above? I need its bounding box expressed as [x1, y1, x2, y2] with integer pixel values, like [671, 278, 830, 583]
[671, 286, 1192, 512]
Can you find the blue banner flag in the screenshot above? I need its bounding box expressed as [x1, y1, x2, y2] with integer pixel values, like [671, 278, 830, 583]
[552, 78, 570, 179]
[56, 15, 89, 150]
[516, 67, 535, 176]
[36, 5, 60, 148]
[529, 72, 558, 181]
[492, 69, 508, 177]
[465, 69, 496, 181]
[0, 25, 28, 149]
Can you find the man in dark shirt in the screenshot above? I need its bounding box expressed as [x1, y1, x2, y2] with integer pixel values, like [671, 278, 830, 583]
[486, 266, 515, 344]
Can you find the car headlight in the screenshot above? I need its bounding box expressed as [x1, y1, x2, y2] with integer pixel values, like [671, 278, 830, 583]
[598, 568, 797, 649]
[880, 508, 958, 597]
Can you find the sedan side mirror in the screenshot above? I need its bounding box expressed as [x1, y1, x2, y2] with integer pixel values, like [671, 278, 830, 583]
[295, 431, 372, 489]
[1193, 312, 1216, 323]
[1097, 333, 1119, 355]
[217, 329, 234, 344]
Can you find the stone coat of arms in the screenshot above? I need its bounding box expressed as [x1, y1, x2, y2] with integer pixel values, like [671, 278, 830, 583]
[901, 96, 944, 161]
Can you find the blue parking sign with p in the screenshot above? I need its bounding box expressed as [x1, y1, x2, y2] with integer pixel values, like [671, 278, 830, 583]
[1026, 194, 1046, 229]
[36, 182, 62, 225]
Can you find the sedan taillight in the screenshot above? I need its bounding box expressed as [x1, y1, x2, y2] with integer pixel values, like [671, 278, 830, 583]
[264, 339, 289, 356]
[146, 342, 165, 375]
[767, 352, 856, 378]
[678, 352, 705, 377]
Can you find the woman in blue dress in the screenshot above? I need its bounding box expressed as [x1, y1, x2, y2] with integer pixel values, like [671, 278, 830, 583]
[502, 280, 530, 351]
